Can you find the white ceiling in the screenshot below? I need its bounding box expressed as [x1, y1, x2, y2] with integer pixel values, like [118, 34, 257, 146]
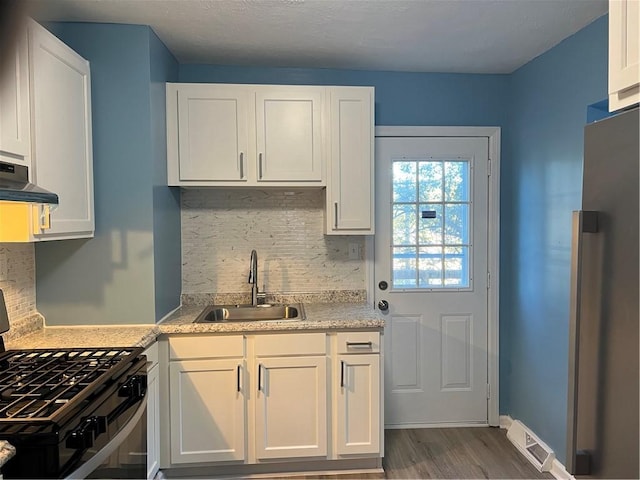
[25, 0, 607, 74]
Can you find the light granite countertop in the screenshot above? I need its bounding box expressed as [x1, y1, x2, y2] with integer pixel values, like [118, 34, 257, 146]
[158, 302, 384, 334]
[0, 440, 16, 468]
[2, 302, 383, 351]
[5, 325, 160, 351]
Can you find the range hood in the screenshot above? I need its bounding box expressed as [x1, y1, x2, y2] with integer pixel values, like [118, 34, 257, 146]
[0, 161, 58, 204]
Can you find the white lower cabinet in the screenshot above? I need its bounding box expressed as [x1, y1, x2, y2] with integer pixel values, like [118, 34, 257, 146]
[163, 330, 381, 473]
[169, 358, 246, 464]
[252, 332, 327, 459]
[336, 354, 380, 455]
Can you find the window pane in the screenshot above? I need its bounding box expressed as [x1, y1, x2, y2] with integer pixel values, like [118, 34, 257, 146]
[444, 246, 469, 287]
[418, 204, 442, 246]
[418, 247, 443, 287]
[418, 161, 443, 202]
[393, 161, 416, 202]
[444, 204, 469, 244]
[444, 161, 469, 202]
[393, 204, 416, 245]
[393, 247, 416, 288]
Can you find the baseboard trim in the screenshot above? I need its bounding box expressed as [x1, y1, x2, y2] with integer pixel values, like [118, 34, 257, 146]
[500, 415, 574, 480]
[499, 414, 513, 430]
[549, 458, 574, 480]
[385, 422, 488, 429]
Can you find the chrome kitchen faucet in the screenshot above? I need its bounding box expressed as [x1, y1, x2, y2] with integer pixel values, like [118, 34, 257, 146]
[248, 250, 265, 306]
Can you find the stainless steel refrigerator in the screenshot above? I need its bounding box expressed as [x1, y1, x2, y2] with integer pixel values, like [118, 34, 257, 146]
[566, 106, 639, 478]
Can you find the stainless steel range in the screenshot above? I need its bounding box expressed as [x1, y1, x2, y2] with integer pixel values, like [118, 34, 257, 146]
[0, 347, 147, 479]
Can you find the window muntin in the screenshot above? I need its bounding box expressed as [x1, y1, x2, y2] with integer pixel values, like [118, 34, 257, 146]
[391, 158, 472, 290]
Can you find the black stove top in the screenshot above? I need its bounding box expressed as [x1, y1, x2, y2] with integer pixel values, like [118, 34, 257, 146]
[0, 347, 148, 479]
[0, 348, 141, 423]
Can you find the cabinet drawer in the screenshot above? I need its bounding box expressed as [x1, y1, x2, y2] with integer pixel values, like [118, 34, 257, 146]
[255, 333, 326, 356]
[337, 331, 380, 354]
[169, 335, 244, 360]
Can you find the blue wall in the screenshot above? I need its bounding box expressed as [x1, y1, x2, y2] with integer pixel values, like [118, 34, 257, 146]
[35, 23, 180, 325]
[180, 66, 509, 127]
[500, 15, 608, 463]
[150, 30, 181, 321]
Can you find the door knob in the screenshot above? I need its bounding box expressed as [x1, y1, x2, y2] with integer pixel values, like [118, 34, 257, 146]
[378, 300, 389, 311]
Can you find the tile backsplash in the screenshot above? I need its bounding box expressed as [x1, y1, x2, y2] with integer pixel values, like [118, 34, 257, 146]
[0, 243, 37, 321]
[181, 189, 366, 294]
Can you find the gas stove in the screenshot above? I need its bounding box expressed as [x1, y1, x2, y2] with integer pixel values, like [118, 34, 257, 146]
[0, 348, 140, 422]
[0, 347, 147, 479]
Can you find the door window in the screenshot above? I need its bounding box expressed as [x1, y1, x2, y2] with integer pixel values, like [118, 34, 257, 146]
[391, 158, 472, 290]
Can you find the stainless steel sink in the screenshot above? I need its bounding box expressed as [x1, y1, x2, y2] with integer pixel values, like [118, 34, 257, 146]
[194, 303, 305, 323]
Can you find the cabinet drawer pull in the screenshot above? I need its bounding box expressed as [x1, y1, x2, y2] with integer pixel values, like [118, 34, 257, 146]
[346, 341, 373, 349]
[334, 202, 338, 229]
[340, 360, 345, 387]
[259, 153, 263, 179]
[239, 152, 244, 179]
[257, 363, 263, 391]
[237, 364, 241, 392]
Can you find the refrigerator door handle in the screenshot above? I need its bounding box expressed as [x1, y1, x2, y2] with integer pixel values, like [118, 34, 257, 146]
[566, 210, 599, 475]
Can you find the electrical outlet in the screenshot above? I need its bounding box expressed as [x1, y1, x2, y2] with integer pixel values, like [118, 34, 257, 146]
[348, 243, 360, 260]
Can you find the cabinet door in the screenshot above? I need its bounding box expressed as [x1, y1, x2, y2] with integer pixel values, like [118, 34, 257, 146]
[255, 356, 327, 459]
[336, 354, 380, 456]
[609, 0, 640, 111]
[29, 21, 94, 239]
[169, 359, 246, 464]
[255, 86, 324, 182]
[177, 84, 250, 182]
[326, 87, 374, 234]
[146, 363, 160, 480]
[0, 24, 30, 163]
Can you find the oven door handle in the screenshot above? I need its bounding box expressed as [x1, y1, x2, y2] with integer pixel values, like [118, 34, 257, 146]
[64, 395, 147, 480]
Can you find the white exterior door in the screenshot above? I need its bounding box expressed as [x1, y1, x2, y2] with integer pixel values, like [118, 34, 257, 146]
[375, 136, 490, 427]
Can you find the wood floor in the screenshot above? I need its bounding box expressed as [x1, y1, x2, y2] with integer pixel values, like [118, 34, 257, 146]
[292, 428, 554, 479]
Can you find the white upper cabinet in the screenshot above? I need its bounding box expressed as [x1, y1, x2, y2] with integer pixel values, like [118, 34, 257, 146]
[173, 84, 250, 182]
[167, 83, 325, 186]
[28, 20, 94, 240]
[325, 87, 374, 235]
[609, 0, 640, 112]
[0, 20, 94, 243]
[255, 86, 324, 182]
[0, 24, 31, 165]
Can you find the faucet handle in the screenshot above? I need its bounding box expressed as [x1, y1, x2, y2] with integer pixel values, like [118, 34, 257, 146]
[256, 292, 266, 305]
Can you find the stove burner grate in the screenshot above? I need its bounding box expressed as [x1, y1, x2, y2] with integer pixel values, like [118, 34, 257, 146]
[0, 347, 139, 420]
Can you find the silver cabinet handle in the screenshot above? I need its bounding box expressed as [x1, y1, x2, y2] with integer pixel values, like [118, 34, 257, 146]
[566, 210, 598, 475]
[340, 360, 345, 387]
[257, 363, 263, 391]
[239, 152, 244, 179]
[237, 364, 241, 392]
[334, 202, 338, 229]
[346, 341, 373, 349]
[258, 153, 263, 179]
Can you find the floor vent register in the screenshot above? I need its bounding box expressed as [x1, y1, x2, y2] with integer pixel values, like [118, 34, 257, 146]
[506, 420, 555, 472]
